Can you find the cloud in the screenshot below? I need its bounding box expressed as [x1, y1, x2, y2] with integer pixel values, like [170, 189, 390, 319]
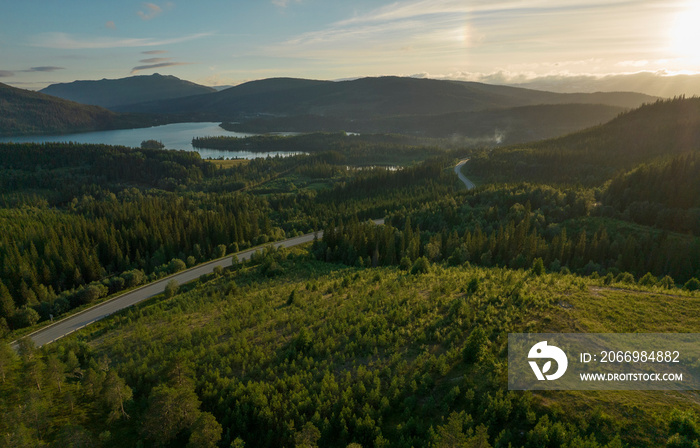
[31, 32, 210, 49]
[139, 57, 172, 63]
[0, 66, 65, 77]
[26, 66, 64, 72]
[131, 61, 191, 73]
[272, 0, 301, 7]
[142, 50, 168, 55]
[138, 3, 163, 20]
[105, 21, 116, 29]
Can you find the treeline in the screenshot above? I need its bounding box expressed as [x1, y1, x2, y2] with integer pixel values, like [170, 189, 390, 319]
[466, 97, 700, 186]
[316, 184, 700, 286]
[0, 142, 214, 200]
[603, 152, 700, 234]
[193, 132, 444, 165]
[0, 189, 280, 331]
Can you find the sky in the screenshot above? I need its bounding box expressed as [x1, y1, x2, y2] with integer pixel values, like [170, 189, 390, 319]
[2, 0, 700, 90]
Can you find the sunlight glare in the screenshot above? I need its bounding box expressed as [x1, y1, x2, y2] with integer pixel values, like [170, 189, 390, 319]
[670, 2, 700, 58]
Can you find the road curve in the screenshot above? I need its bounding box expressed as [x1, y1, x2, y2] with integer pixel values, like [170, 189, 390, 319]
[18, 219, 384, 348]
[455, 159, 476, 190]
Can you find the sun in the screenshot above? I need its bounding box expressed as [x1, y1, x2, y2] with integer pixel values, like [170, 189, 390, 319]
[670, 2, 700, 58]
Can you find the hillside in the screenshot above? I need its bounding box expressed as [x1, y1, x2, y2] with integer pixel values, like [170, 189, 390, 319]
[116, 76, 656, 120]
[1, 252, 697, 447]
[222, 103, 626, 145]
[466, 96, 700, 185]
[40, 73, 216, 109]
[0, 83, 155, 137]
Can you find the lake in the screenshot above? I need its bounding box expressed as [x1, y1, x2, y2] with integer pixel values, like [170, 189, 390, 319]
[0, 122, 300, 159]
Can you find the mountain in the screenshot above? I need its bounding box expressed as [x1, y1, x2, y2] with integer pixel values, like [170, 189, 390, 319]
[466, 96, 700, 186]
[511, 71, 700, 97]
[40, 73, 216, 109]
[116, 76, 657, 119]
[0, 82, 156, 137]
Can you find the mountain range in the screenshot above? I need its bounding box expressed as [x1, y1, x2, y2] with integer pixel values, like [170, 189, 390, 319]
[114, 76, 657, 119]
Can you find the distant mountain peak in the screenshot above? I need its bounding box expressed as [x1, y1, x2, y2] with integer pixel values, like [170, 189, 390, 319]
[40, 74, 216, 110]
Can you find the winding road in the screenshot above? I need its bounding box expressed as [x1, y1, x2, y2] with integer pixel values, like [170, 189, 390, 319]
[455, 159, 476, 190]
[16, 159, 476, 348]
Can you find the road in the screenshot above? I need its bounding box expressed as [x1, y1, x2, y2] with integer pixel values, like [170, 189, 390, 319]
[455, 159, 476, 190]
[17, 219, 383, 348]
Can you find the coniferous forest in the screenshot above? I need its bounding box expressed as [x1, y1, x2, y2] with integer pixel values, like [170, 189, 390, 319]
[1, 99, 699, 447]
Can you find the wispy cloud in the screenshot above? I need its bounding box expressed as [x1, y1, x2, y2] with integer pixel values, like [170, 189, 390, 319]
[31, 32, 210, 50]
[0, 66, 65, 77]
[272, 0, 301, 8]
[131, 61, 190, 73]
[139, 57, 172, 63]
[25, 66, 64, 72]
[142, 50, 168, 55]
[105, 21, 116, 29]
[267, 0, 680, 76]
[138, 2, 171, 20]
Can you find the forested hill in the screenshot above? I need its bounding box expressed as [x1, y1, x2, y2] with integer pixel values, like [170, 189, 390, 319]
[116, 76, 656, 118]
[0, 83, 156, 137]
[467, 96, 700, 185]
[40, 73, 216, 109]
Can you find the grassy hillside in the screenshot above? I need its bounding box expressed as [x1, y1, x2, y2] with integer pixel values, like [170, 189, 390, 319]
[1, 250, 697, 447]
[40, 73, 216, 110]
[0, 83, 157, 137]
[466, 97, 700, 186]
[118, 76, 655, 120]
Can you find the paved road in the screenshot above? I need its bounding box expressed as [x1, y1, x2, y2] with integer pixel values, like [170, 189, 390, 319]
[455, 159, 476, 190]
[16, 219, 384, 348]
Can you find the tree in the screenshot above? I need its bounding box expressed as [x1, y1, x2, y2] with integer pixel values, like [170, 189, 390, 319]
[186, 412, 222, 448]
[46, 355, 66, 393]
[141, 140, 165, 149]
[143, 385, 202, 444]
[102, 370, 133, 422]
[0, 342, 15, 384]
[165, 279, 179, 298]
[411, 257, 431, 275]
[13, 307, 40, 328]
[683, 277, 700, 291]
[169, 258, 187, 274]
[79, 284, 108, 304]
[0, 280, 15, 321]
[531, 257, 545, 276]
[294, 422, 321, 448]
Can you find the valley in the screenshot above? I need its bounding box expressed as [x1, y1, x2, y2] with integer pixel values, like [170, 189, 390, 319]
[0, 75, 698, 448]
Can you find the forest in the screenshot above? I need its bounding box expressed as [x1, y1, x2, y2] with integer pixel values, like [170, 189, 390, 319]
[1, 97, 699, 447]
